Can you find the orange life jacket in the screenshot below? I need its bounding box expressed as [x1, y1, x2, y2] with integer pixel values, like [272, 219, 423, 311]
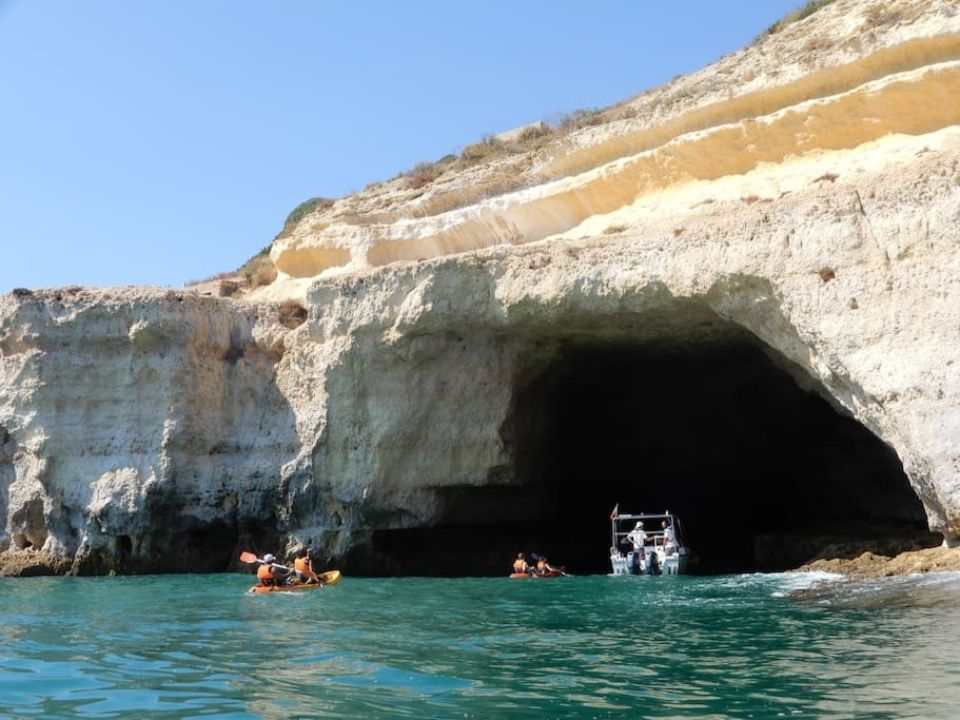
[513, 559, 527, 573]
[536, 560, 547, 572]
[257, 564, 276, 582]
[294, 557, 313, 575]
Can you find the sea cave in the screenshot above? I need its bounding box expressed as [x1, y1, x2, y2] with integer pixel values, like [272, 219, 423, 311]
[355, 314, 930, 576]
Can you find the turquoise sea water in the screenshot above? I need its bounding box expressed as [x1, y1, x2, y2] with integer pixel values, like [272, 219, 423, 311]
[2, 572, 959, 719]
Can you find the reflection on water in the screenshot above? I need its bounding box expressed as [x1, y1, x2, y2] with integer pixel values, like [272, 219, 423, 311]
[0, 572, 959, 718]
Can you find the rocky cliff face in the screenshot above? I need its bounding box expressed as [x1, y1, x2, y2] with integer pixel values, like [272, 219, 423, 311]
[0, 289, 304, 573]
[2, 0, 959, 575]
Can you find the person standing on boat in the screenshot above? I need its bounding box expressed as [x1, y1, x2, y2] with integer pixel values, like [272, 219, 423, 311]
[625, 522, 647, 574]
[662, 520, 677, 551]
[625, 521, 646, 552]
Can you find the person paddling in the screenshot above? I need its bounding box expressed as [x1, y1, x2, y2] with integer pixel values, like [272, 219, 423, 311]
[293, 548, 321, 585]
[535, 555, 563, 576]
[256, 554, 288, 587]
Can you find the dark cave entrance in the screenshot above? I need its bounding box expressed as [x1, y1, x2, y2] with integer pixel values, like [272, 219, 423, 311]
[501, 336, 930, 574]
[364, 326, 932, 576]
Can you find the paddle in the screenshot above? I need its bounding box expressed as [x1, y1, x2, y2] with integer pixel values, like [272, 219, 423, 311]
[239, 551, 291, 573]
[538, 560, 569, 577]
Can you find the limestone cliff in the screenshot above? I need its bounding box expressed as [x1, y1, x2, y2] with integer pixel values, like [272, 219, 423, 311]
[2, 0, 959, 575]
[264, 0, 960, 283]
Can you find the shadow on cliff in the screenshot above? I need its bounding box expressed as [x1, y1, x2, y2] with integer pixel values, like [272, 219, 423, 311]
[333, 276, 933, 576]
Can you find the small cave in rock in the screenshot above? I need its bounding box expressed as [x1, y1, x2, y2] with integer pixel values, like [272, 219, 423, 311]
[366, 322, 932, 576]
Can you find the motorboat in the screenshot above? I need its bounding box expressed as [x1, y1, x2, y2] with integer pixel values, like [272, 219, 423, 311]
[609, 507, 688, 576]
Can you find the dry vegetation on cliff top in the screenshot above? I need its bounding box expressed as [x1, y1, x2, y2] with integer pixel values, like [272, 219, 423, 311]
[237, 0, 934, 286]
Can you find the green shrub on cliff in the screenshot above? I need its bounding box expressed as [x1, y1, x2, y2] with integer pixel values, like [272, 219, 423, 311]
[281, 196, 335, 234]
[759, 0, 838, 39]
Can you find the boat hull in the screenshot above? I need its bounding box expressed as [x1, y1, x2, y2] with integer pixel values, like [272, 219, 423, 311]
[249, 570, 342, 593]
[611, 550, 687, 576]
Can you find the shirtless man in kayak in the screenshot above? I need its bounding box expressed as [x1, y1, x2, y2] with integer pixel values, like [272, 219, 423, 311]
[534, 555, 563, 576]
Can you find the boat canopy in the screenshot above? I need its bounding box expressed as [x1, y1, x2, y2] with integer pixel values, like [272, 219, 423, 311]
[610, 509, 683, 548]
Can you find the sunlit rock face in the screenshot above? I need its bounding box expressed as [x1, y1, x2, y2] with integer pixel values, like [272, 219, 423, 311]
[0, 290, 302, 574]
[2, 0, 960, 575]
[295, 141, 958, 570]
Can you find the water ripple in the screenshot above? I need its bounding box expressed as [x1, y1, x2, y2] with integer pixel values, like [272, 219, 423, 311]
[1, 573, 959, 718]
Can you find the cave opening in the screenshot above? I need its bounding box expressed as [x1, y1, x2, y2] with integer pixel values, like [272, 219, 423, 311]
[503, 334, 930, 574]
[367, 322, 932, 576]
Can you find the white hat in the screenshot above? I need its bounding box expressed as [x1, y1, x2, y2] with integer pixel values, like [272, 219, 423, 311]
[635, 521, 644, 529]
[263, 554, 276, 563]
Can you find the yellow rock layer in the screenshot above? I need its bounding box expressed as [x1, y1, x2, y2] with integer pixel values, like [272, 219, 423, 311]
[365, 59, 960, 268]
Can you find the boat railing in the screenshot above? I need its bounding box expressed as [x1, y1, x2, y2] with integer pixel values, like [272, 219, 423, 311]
[611, 509, 684, 550]
[613, 531, 673, 545]
[613, 530, 668, 539]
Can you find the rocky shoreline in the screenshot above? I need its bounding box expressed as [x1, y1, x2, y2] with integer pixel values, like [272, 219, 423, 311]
[0, 549, 69, 577]
[6, 542, 960, 579]
[799, 545, 960, 578]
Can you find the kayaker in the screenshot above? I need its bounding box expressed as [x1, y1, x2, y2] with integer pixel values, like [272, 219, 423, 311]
[512, 553, 530, 575]
[535, 556, 563, 576]
[256, 554, 287, 587]
[293, 549, 321, 585]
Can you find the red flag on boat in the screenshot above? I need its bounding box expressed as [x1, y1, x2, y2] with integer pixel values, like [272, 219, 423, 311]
[609, 503, 619, 520]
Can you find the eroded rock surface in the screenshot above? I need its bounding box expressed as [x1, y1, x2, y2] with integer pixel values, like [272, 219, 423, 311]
[2, 0, 960, 575]
[799, 545, 960, 577]
[0, 289, 300, 573]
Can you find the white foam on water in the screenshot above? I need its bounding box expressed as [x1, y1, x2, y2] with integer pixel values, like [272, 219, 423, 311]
[884, 570, 960, 595]
[779, 570, 960, 607]
[767, 571, 844, 597]
[910, 570, 960, 583]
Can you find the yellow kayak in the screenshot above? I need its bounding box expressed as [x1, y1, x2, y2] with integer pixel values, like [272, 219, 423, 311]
[249, 570, 342, 594]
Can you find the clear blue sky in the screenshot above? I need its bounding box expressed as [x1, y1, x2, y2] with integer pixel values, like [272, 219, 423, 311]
[1, 1, 801, 292]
